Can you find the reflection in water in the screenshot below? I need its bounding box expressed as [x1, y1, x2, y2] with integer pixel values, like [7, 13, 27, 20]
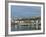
[11, 24, 41, 31]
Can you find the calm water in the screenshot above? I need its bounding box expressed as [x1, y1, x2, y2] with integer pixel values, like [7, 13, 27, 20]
[11, 24, 41, 31]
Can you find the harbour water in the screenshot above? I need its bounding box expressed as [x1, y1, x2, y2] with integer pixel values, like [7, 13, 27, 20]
[11, 24, 41, 31]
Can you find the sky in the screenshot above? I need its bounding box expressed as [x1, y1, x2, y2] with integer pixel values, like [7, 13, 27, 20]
[11, 5, 41, 17]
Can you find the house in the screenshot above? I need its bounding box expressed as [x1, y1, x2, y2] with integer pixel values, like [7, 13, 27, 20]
[11, 16, 41, 31]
